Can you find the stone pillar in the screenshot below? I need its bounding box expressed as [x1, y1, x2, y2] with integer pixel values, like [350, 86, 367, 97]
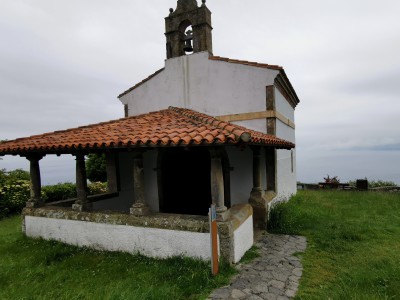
[130, 151, 151, 216]
[266, 148, 277, 192]
[210, 148, 229, 221]
[252, 147, 263, 192]
[26, 154, 44, 208]
[249, 147, 268, 229]
[106, 152, 119, 193]
[72, 154, 92, 212]
[266, 85, 276, 135]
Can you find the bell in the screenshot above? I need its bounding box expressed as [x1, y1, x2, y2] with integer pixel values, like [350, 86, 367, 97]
[183, 30, 193, 52]
[183, 39, 193, 52]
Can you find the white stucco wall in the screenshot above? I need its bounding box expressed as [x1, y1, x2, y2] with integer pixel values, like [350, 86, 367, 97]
[226, 146, 253, 206]
[120, 51, 279, 118]
[233, 216, 254, 263]
[275, 149, 296, 201]
[274, 88, 297, 201]
[25, 216, 213, 260]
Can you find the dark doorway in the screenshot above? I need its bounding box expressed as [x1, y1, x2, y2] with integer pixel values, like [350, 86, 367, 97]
[159, 147, 212, 216]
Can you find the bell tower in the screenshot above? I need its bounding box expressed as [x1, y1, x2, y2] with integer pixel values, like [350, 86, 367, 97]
[165, 0, 213, 59]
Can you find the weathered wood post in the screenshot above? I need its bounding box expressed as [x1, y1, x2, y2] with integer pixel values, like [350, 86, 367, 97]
[130, 151, 151, 216]
[72, 153, 92, 212]
[26, 154, 44, 208]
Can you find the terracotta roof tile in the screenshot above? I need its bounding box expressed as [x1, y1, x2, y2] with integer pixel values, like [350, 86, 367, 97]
[0, 107, 294, 155]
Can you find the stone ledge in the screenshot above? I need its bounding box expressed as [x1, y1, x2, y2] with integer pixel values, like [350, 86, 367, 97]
[22, 207, 209, 233]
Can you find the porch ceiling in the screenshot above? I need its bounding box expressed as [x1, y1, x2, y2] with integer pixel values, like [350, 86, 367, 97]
[0, 106, 295, 156]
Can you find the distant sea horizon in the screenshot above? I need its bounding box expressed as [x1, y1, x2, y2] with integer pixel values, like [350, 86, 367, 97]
[1, 153, 399, 186]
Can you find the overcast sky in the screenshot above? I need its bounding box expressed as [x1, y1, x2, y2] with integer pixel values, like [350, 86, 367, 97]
[0, 0, 399, 185]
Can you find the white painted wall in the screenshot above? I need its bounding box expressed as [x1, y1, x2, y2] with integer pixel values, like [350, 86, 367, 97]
[274, 88, 297, 201]
[233, 216, 253, 263]
[226, 146, 253, 206]
[120, 51, 278, 119]
[25, 216, 213, 260]
[276, 149, 296, 201]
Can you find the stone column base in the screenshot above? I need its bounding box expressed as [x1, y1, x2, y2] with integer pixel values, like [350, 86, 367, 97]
[249, 190, 276, 229]
[216, 206, 230, 221]
[26, 200, 43, 208]
[130, 204, 151, 216]
[72, 203, 93, 212]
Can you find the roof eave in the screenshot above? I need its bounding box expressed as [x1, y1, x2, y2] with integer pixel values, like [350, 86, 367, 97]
[117, 68, 165, 99]
[275, 70, 300, 109]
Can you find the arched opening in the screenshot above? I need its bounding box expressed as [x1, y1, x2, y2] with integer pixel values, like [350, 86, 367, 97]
[183, 25, 194, 55]
[158, 147, 211, 215]
[179, 20, 194, 55]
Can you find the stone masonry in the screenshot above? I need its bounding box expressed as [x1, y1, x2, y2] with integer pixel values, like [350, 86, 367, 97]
[208, 234, 307, 300]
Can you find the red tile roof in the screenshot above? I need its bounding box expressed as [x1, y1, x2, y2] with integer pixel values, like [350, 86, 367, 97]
[0, 107, 294, 155]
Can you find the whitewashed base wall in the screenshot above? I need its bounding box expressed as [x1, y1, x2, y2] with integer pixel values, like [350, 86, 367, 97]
[25, 216, 214, 260]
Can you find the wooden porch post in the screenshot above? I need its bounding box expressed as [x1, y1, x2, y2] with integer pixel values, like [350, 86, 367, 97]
[210, 148, 229, 221]
[130, 151, 151, 216]
[26, 154, 44, 208]
[72, 153, 92, 212]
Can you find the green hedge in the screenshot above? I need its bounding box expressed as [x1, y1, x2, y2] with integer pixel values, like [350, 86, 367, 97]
[42, 183, 77, 202]
[0, 181, 108, 219]
[0, 180, 31, 218]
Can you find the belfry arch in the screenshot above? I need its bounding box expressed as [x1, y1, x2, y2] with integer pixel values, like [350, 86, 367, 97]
[165, 0, 213, 59]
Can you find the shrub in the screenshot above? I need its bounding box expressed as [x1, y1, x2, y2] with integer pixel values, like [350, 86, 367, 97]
[86, 154, 107, 182]
[88, 181, 108, 195]
[42, 182, 108, 203]
[0, 168, 30, 186]
[324, 175, 340, 184]
[42, 183, 77, 203]
[0, 180, 30, 218]
[267, 199, 302, 234]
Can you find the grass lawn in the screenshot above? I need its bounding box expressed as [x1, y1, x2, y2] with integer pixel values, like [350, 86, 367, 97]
[0, 216, 235, 300]
[269, 190, 400, 299]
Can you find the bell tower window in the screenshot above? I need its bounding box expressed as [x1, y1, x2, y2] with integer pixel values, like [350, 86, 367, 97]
[183, 25, 194, 55]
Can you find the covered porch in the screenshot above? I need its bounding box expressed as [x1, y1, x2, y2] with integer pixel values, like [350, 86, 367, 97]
[0, 107, 294, 263]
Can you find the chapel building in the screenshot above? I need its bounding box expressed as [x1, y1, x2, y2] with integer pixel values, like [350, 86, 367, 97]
[0, 0, 299, 263]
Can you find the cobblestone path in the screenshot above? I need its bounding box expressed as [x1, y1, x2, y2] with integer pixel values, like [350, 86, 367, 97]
[208, 234, 307, 300]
